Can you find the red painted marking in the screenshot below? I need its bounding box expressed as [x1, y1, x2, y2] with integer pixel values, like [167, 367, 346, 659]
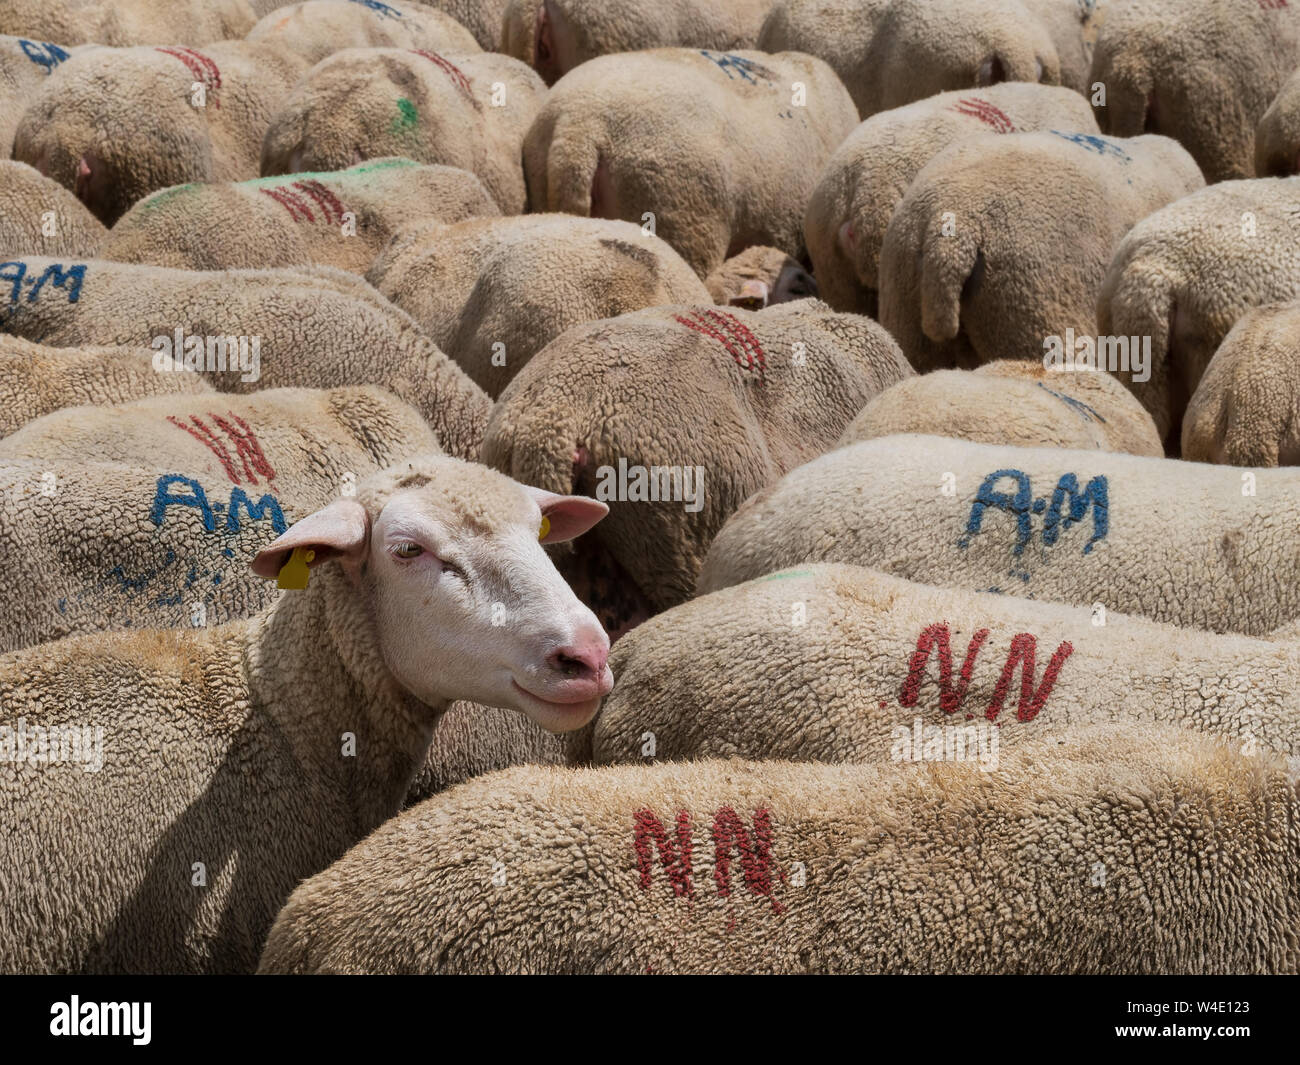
[951, 97, 1016, 134]
[260, 186, 314, 222]
[899, 622, 991, 715]
[292, 179, 346, 224]
[712, 807, 783, 915]
[987, 633, 1074, 722]
[674, 310, 767, 379]
[167, 412, 276, 486]
[156, 46, 222, 108]
[1258, 0, 1287, 9]
[410, 49, 473, 99]
[633, 808, 694, 899]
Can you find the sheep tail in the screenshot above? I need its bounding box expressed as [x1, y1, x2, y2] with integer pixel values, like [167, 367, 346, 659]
[919, 225, 980, 343]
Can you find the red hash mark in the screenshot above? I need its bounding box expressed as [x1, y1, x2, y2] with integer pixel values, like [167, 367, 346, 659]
[674, 309, 767, 380]
[899, 621, 1073, 722]
[156, 46, 222, 108]
[1258, 0, 1287, 9]
[259, 180, 347, 224]
[410, 49, 473, 100]
[260, 185, 315, 222]
[951, 97, 1016, 133]
[167, 412, 276, 486]
[635, 805, 784, 915]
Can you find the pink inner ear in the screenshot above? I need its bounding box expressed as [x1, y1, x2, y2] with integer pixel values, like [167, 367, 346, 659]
[250, 499, 370, 579]
[523, 485, 608, 543]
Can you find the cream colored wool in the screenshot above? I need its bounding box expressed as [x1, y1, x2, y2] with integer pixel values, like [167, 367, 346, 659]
[758, 0, 1061, 118]
[367, 214, 711, 397]
[0, 335, 210, 436]
[502, 0, 770, 84]
[100, 160, 499, 273]
[0, 0, 256, 46]
[838, 360, 1162, 456]
[257, 725, 1300, 974]
[0, 454, 608, 972]
[0, 387, 438, 651]
[0, 35, 82, 155]
[1256, 68, 1300, 177]
[249, 0, 508, 49]
[699, 434, 1300, 636]
[1089, 0, 1300, 182]
[1020, 0, 1104, 94]
[261, 48, 545, 214]
[1096, 178, 1300, 452]
[804, 82, 1099, 315]
[703, 245, 817, 307]
[11, 42, 309, 225]
[522, 48, 858, 277]
[0, 161, 106, 256]
[1182, 302, 1300, 467]
[0, 258, 490, 460]
[247, 0, 480, 64]
[482, 301, 912, 624]
[878, 130, 1202, 374]
[598, 563, 1299, 766]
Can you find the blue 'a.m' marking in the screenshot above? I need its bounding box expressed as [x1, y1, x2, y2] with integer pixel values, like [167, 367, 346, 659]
[347, 0, 402, 18]
[958, 468, 1109, 561]
[150, 475, 287, 535]
[0, 260, 87, 305]
[18, 39, 70, 73]
[1049, 130, 1131, 163]
[699, 50, 772, 85]
[1037, 382, 1106, 424]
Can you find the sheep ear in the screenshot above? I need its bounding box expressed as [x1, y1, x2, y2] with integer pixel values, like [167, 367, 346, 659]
[250, 499, 370, 579]
[522, 486, 608, 543]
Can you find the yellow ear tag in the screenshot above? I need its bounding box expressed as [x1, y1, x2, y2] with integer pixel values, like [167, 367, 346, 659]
[538, 515, 551, 541]
[277, 547, 315, 590]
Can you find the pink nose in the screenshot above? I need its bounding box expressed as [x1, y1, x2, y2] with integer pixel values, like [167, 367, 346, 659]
[547, 641, 609, 682]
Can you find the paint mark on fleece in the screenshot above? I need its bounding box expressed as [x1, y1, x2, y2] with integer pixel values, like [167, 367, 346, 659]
[898, 622, 1073, 723]
[1050, 130, 1130, 163]
[349, 0, 403, 17]
[410, 50, 473, 101]
[1036, 381, 1106, 424]
[699, 50, 775, 85]
[0, 261, 86, 330]
[18, 39, 69, 73]
[957, 468, 1109, 565]
[390, 96, 419, 136]
[258, 179, 347, 224]
[951, 97, 1017, 133]
[674, 309, 767, 380]
[155, 46, 222, 108]
[166, 413, 276, 486]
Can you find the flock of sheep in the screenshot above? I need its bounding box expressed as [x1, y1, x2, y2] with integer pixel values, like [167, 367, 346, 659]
[0, 0, 1297, 975]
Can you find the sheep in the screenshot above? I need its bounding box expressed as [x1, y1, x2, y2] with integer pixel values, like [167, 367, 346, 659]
[1089, 0, 1300, 182]
[878, 130, 1203, 374]
[0, 335, 211, 436]
[837, 359, 1163, 457]
[0, 35, 80, 155]
[249, 0, 508, 48]
[757, 0, 1062, 119]
[501, 0, 769, 84]
[257, 725, 1300, 974]
[0, 161, 106, 256]
[482, 300, 913, 637]
[246, 0, 481, 65]
[260, 48, 546, 215]
[804, 82, 1100, 315]
[0, 257, 492, 460]
[1020, 0, 1103, 94]
[1182, 302, 1300, 467]
[697, 433, 1300, 637]
[0, 453, 613, 973]
[522, 48, 859, 278]
[595, 563, 1300, 770]
[702, 245, 817, 308]
[366, 214, 712, 396]
[0, 386, 440, 651]
[1256, 67, 1300, 177]
[12, 42, 310, 225]
[99, 159, 500, 273]
[0, 0, 257, 47]
[1097, 177, 1300, 451]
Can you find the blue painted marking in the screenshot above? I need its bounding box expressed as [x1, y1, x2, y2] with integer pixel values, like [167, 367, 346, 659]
[1049, 130, 1131, 163]
[18, 39, 70, 73]
[958, 468, 1109, 562]
[1037, 381, 1107, 424]
[699, 50, 771, 85]
[348, 0, 403, 16]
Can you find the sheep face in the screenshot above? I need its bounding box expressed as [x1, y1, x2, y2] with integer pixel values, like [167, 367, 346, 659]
[252, 458, 612, 731]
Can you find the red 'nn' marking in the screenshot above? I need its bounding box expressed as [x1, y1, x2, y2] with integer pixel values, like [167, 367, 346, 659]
[712, 806, 784, 915]
[899, 622, 991, 715]
[674, 310, 767, 379]
[167, 413, 276, 486]
[951, 97, 1016, 133]
[634, 808, 694, 899]
[986, 633, 1074, 722]
[410, 49, 472, 98]
[156, 46, 222, 107]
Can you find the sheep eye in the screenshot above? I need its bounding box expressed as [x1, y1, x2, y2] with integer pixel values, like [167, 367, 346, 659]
[393, 541, 423, 559]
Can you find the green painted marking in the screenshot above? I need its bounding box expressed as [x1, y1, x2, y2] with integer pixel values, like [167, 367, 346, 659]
[240, 158, 418, 186]
[756, 569, 815, 582]
[389, 97, 419, 135]
[139, 183, 197, 210]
